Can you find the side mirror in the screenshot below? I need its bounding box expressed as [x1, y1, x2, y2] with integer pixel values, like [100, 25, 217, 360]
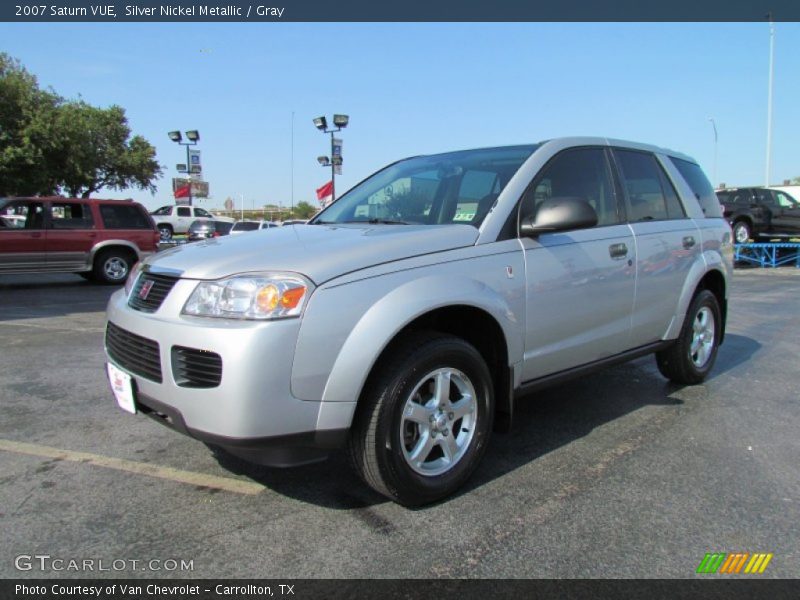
[520, 197, 598, 238]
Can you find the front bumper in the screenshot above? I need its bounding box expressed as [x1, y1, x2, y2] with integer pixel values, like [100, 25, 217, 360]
[104, 283, 355, 466]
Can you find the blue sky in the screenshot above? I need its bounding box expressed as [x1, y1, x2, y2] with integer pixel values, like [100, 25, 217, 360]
[2, 22, 798, 211]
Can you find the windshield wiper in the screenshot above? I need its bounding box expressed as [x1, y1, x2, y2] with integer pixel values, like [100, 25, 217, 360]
[365, 218, 409, 225]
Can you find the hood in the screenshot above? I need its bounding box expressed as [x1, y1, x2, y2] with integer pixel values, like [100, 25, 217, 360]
[147, 223, 479, 284]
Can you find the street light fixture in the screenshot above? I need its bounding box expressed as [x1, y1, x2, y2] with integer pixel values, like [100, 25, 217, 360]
[168, 129, 200, 206]
[313, 114, 349, 203]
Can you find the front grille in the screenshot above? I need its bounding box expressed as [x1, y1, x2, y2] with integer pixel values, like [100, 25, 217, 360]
[128, 272, 179, 313]
[171, 346, 223, 388]
[105, 322, 162, 383]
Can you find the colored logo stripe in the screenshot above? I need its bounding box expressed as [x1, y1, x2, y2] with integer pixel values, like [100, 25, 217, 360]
[697, 552, 773, 574]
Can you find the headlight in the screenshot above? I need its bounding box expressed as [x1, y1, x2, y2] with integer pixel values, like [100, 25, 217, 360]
[124, 261, 142, 297]
[182, 273, 313, 320]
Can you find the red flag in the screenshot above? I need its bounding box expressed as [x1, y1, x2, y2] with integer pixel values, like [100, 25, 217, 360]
[316, 181, 333, 204]
[174, 184, 191, 199]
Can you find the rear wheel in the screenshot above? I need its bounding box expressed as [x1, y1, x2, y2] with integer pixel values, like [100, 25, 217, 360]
[93, 249, 133, 285]
[348, 332, 494, 506]
[732, 220, 752, 244]
[656, 289, 721, 384]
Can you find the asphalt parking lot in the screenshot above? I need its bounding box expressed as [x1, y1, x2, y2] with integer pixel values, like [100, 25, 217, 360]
[1, 267, 798, 579]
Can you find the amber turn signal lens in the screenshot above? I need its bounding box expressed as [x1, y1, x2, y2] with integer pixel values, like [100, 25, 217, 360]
[280, 286, 306, 309]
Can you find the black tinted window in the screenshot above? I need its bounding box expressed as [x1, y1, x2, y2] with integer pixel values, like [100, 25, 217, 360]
[177, 207, 191, 217]
[49, 202, 94, 229]
[99, 204, 152, 229]
[615, 150, 679, 222]
[521, 147, 620, 227]
[670, 157, 723, 218]
[234, 222, 260, 231]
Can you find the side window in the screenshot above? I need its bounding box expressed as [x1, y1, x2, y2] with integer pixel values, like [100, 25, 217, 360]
[614, 149, 674, 222]
[151, 206, 172, 216]
[99, 204, 152, 229]
[194, 208, 212, 218]
[177, 207, 191, 217]
[49, 202, 95, 229]
[521, 147, 620, 228]
[755, 189, 777, 206]
[0, 201, 44, 229]
[669, 157, 723, 217]
[733, 190, 753, 205]
[774, 191, 799, 208]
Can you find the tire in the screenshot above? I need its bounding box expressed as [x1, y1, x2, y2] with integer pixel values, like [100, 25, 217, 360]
[158, 225, 173, 241]
[93, 249, 133, 285]
[656, 290, 722, 385]
[348, 332, 494, 506]
[732, 220, 752, 244]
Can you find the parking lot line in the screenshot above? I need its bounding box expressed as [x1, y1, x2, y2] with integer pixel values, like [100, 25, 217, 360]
[0, 438, 265, 495]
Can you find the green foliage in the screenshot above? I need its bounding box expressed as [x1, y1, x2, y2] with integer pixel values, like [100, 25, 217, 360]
[791, 176, 800, 185]
[0, 52, 162, 197]
[294, 201, 319, 219]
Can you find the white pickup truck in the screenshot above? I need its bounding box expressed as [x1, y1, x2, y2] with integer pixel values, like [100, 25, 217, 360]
[150, 205, 234, 240]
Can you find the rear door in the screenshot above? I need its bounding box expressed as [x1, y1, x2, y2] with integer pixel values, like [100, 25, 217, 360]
[0, 200, 47, 272]
[611, 148, 701, 347]
[46, 200, 96, 271]
[520, 146, 636, 381]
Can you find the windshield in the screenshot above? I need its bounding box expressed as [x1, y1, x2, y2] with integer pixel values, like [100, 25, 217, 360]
[311, 145, 538, 227]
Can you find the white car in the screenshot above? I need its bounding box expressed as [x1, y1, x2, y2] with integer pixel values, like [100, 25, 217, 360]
[230, 220, 278, 234]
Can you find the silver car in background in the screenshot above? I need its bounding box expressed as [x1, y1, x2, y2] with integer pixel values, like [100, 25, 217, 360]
[230, 220, 278, 235]
[104, 137, 732, 506]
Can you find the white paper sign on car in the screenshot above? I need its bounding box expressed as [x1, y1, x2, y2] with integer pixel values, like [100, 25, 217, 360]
[107, 362, 136, 414]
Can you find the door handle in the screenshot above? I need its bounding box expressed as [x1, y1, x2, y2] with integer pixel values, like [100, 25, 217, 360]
[682, 236, 696, 249]
[30, 232, 42, 238]
[608, 243, 628, 259]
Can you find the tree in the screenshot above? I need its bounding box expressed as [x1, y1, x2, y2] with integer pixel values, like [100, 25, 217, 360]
[0, 53, 60, 195]
[0, 52, 161, 198]
[791, 176, 800, 185]
[294, 201, 318, 219]
[49, 102, 162, 198]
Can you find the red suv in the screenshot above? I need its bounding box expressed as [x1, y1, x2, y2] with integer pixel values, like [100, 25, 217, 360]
[0, 197, 159, 284]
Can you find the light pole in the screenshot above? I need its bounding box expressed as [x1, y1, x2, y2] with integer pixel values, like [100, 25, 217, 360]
[708, 118, 718, 187]
[168, 129, 200, 206]
[765, 15, 775, 187]
[313, 114, 349, 203]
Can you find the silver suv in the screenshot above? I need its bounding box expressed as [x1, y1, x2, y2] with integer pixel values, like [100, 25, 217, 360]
[104, 138, 732, 505]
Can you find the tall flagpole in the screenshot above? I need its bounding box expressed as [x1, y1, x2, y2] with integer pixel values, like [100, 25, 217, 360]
[765, 15, 775, 187]
[291, 111, 295, 215]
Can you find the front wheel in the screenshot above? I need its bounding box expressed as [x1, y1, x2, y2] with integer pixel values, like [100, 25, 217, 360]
[656, 289, 722, 384]
[158, 225, 173, 241]
[348, 332, 494, 506]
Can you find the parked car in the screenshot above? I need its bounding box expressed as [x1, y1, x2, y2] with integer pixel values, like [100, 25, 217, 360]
[230, 220, 278, 235]
[105, 138, 732, 505]
[150, 205, 234, 241]
[716, 186, 800, 243]
[0, 197, 158, 284]
[187, 219, 234, 242]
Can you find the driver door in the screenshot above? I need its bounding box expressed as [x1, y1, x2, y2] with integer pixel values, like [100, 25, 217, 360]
[520, 147, 636, 382]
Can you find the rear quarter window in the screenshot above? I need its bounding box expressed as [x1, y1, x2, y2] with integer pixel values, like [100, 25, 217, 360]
[99, 204, 153, 229]
[669, 157, 723, 218]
